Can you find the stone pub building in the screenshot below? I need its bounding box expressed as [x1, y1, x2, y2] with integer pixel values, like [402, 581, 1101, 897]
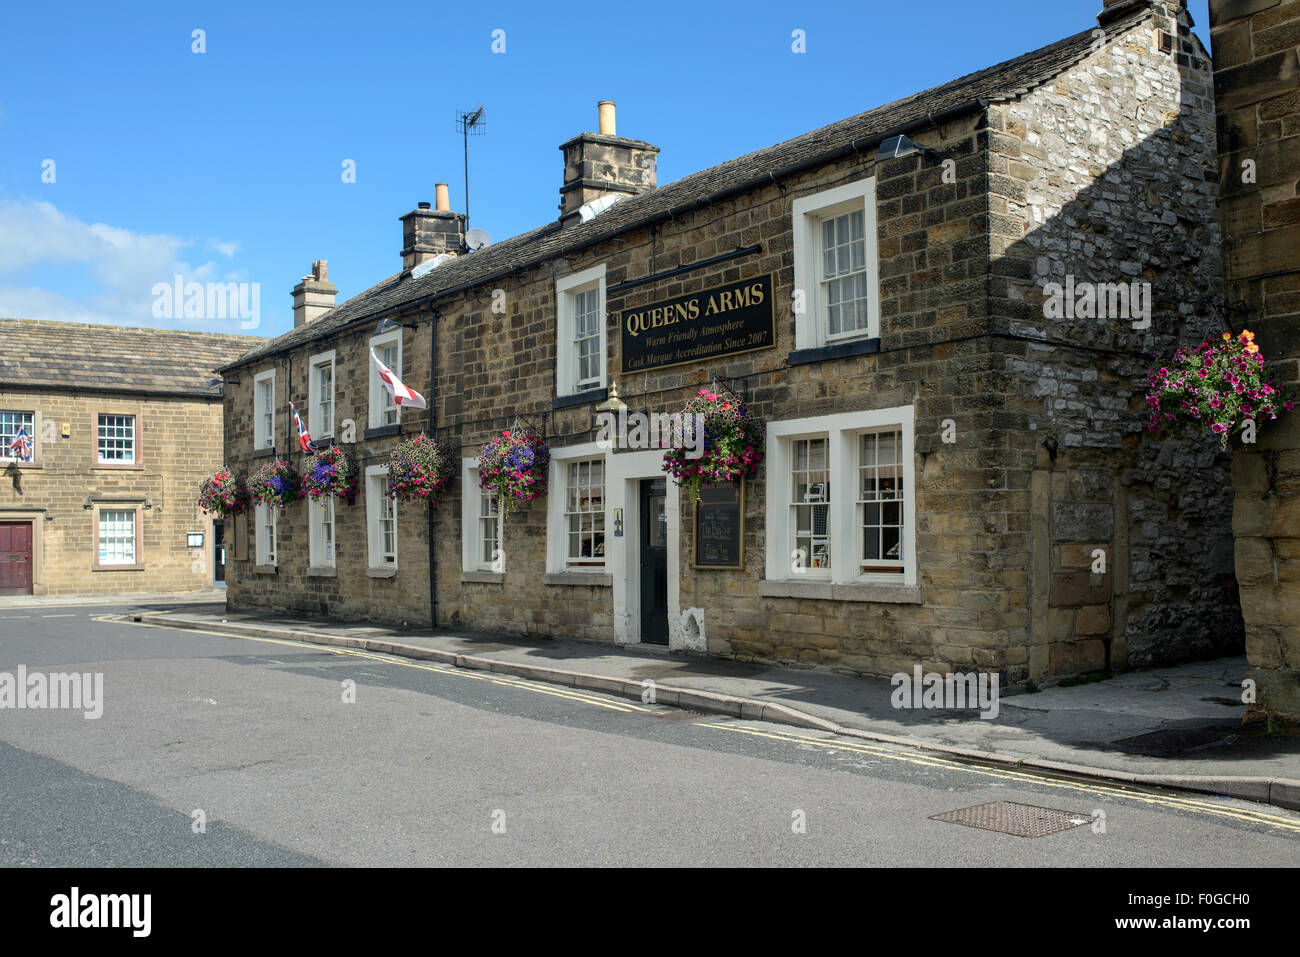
[220, 0, 1242, 684]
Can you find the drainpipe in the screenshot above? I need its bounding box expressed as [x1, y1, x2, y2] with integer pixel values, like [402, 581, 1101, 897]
[427, 306, 438, 631]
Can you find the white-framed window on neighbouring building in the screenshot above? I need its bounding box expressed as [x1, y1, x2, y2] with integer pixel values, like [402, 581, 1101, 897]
[308, 496, 335, 568]
[792, 177, 880, 350]
[368, 331, 402, 429]
[0, 410, 35, 463]
[97, 509, 137, 566]
[255, 503, 277, 566]
[555, 264, 606, 397]
[308, 350, 335, 440]
[765, 406, 915, 588]
[97, 413, 136, 464]
[565, 458, 605, 568]
[366, 465, 397, 569]
[253, 369, 276, 449]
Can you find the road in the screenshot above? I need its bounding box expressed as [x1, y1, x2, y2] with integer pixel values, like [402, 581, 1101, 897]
[1, 602, 1297, 866]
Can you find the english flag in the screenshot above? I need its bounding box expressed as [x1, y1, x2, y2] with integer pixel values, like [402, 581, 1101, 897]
[289, 402, 316, 453]
[370, 349, 427, 412]
[7, 426, 31, 462]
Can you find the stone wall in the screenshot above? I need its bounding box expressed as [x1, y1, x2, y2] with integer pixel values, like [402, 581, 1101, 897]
[989, 7, 1243, 678]
[1211, 0, 1300, 721]
[0, 387, 223, 595]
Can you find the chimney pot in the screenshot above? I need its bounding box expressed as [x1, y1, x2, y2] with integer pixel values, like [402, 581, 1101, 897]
[435, 183, 451, 212]
[417, 201, 431, 209]
[598, 100, 616, 136]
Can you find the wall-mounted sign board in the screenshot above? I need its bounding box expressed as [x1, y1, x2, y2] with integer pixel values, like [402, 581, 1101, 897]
[621, 274, 775, 374]
[693, 481, 744, 569]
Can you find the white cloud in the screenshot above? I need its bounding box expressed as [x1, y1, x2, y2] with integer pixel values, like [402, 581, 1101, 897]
[0, 199, 256, 333]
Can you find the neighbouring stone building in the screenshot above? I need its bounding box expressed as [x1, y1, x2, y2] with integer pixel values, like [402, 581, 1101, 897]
[0, 319, 262, 596]
[1211, 0, 1300, 721]
[219, 0, 1241, 684]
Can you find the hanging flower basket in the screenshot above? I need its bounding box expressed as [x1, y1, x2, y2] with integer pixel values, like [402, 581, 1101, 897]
[478, 428, 549, 515]
[388, 433, 455, 503]
[1145, 330, 1295, 450]
[198, 466, 249, 517]
[302, 445, 359, 504]
[248, 458, 303, 509]
[663, 385, 764, 503]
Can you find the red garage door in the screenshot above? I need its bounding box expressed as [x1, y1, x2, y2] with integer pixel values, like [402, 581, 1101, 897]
[0, 522, 33, 595]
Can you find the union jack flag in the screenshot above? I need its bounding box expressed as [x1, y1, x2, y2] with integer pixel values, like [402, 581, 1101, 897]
[7, 426, 31, 462]
[289, 402, 317, 453]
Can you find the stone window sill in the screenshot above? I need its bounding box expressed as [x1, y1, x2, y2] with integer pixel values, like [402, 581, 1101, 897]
[461, 570, 505, 584]
[542, 571, 612, 587]
[787, 336, 881, 366]
[307, 566, 337, 578]
[552, 387, 608, 411]
[368, 566, 398, 578]
[252, 447, 277, 459]
[92, 563, 144, 572]
[254, 565, 278, 575]
[364, 424, 402, 440]
[758, 579, 922, 603]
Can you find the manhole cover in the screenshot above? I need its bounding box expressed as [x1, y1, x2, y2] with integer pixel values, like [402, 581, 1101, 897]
[929, 801, 1094, 838]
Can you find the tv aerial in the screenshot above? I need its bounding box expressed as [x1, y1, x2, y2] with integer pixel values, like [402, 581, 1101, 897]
[455, 104, 486, 228]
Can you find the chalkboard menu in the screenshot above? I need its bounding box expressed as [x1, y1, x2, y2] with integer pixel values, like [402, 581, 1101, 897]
[693, 482, 745, 569]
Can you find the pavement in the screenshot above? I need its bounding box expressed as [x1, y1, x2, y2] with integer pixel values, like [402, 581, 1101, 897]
[0, 588, 226, 609]
[125, 601, 1300, 810]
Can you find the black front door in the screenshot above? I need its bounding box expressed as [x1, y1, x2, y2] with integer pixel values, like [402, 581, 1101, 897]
[639, 478, 668, 645]
[213, 520, 226, 584]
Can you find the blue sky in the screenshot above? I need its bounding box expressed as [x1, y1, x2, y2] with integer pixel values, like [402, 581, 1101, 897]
[0, 0, 1211, 339]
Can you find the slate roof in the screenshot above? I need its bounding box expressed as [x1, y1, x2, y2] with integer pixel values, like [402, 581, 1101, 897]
[223, 3, 1154, 372]
[0, 318, 267, 398]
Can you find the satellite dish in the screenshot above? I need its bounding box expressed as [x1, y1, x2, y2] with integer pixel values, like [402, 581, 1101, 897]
[466, 228, 492, 251]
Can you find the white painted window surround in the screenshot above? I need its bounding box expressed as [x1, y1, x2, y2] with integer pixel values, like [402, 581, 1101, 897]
[308, 496, 336, 568]
[368, 330, 403, 429]
[365, 465, 396, 570]
[307, 349, 336, 440]
[555, 264, 607, 398]
[253, 369, 276, 449]
[764, 406, 917, 589]
[545, 442, 608, 574]
[792, 177, 881, 350]
[460, 458, 501, 574]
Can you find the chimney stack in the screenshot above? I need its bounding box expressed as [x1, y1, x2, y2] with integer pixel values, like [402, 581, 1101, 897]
[559, 101, 659, 223]
[291, 260, 336, 328]
[400, 183, 467, 270]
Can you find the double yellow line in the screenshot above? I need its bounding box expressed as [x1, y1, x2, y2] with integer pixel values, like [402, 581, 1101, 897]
[695, 721, 1300, 835]
[97, 615, 653, 715]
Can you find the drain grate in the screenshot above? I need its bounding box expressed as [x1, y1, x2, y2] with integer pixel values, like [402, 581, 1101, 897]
[929, 801, 1095, 838]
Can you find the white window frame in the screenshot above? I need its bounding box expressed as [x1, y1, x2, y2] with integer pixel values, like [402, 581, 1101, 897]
[460, 458, 502, 574]
[96, 413, 137, 465]
[0, 410, 36, 464]
[365, 464, 397, 570]
[253, 369, 276, 450]
[255, 502, 278, 567]
[307, 349, 336, 441]
[368, 330, 403, 430]
[792, 177, 881, 350]
[555, 263, 607, 398]
[307, 495, 336, 568]
[546, 442, 607, 573]
[96, 508, 137, 566]
[764, 406, 916, 588]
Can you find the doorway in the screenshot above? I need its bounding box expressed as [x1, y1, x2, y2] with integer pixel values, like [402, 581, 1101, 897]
[0, 521, 33, 596]
[639, 478, 668, 644]
[213, 520, 226, 587]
